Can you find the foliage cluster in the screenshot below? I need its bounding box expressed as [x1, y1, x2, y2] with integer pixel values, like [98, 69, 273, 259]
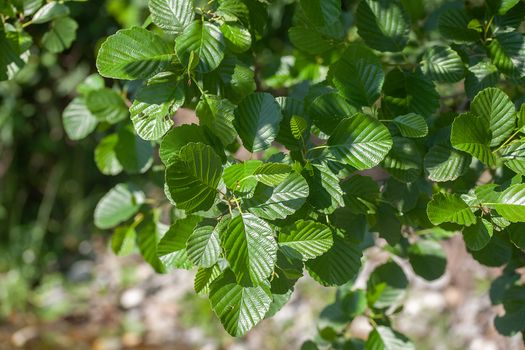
[3, 0, 525, 347]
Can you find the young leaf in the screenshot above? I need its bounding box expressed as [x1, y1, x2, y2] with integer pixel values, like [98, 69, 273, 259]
[450, 112, 496, 166]
[356, 0, 410, 52]
[278, 220, 333, 261]
[324, 113, 393, 170]
[392, 113, 428, 138]
[175, 21, 225, 73]
[94, 184, 144, 229]
[165, 143, 223, 213]
[234, 92, 282, 152]
[222, 160, 263, 193]
[148, 0, 194, 35]
[220, 23, 252, 53]
[221, 213, 278, 286]
[209, 269, 272, 336]
[426, 192, 476, 226]
[96, 27, 173, 80]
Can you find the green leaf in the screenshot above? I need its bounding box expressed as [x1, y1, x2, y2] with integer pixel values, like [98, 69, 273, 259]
[381, 70, 440, 118]
[253, 163, 292, 186]
[288, 26, 338, 55]
[85, 88, 128, 124]
[500, 141, 525, 175]
[507, 223, 525, 250]
[221, 213, 277, 286]
[115, 125, 153, 174]
[209, 269, 272, 336]
[329, 44, 384, 107]
[148, 0, 194, 35]
[31, 2, 69, 24]
[308, 91, 357, 135]
[450, 112, 496, 166]
[0, 28, 21, 81]
[94, 134, 123, 176]
[438, 8, 479, 43]
[159, 124, 220, 165]
[165, 143, 223, 213]
[424, 143, 471, 182]
[276, 97, 306, 150]
[463, 218, 493, 251]
[194, 264, 222, 294]
[175, 21, 225, 73]
[220, 23, 252, 53]
[304, 163, 344, 214]
[420, 46, 465, 83]
[324, 114, 393, 170]
[290, 115, 307, 140]
[244, 172, 309, 220]
[186, 218, 226, 268]
[157, 215, 202, 270]
[96, 27, 173, 80]
[278, 220, 333, 261]
[356, 0, 410, 52]
[382, 136, 423, 183]
[130, 73, 185, 141]
[487, 32, 525, 78]
[426, 192, 476, 226]
[111, 226, 136, 256]
[62, 98, 98, 141]
[408, 240, 447, 281]
[491, 184, 525, 222]
[471, 87, 516, 147]
[365, 326, 414, 350]
[222, 160, 262, 193]
[135, 212, 166, 273]
[195, 94, 236, 146]
[488, 0, 521, 15]
[202, 55, 256, 103]
[465, 61, 499, 99]
[234, 92, 283, 152]
[392, 113, 428, 138]
[305, 232, 362, 286]
[341, 175, 380, 215]
[41, 17, 77, 53]
[367, 261, 408, 308]
[94, 184, 144, 229]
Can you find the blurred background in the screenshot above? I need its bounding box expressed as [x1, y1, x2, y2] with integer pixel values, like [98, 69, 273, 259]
[0, 0, 524, 349]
